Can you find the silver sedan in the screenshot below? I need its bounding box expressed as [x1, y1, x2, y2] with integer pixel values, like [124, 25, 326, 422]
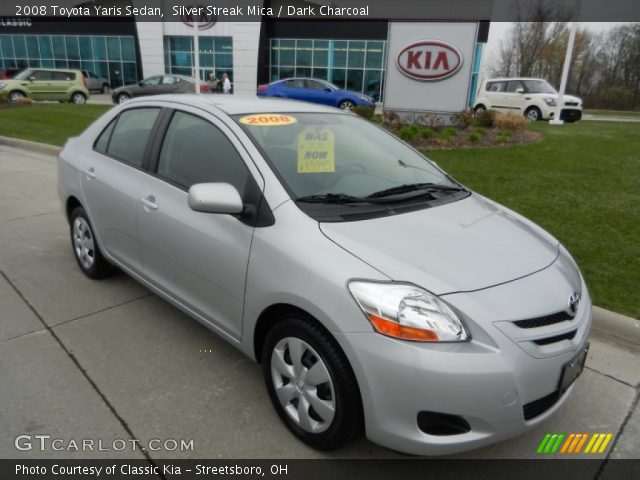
[58, 95, 591, 455]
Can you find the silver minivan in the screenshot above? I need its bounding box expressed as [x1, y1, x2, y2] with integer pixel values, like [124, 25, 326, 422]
[58, 95, 591, 455]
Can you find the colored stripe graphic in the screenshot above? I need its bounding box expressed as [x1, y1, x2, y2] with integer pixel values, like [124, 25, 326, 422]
[539, 433, 614, 454]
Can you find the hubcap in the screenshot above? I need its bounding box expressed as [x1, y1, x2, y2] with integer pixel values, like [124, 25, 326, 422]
[270, 337, 336, 433]
[527, 110, 539, 121]
[73, 217, 95, 270]
[10, 92, 22, 102]
[118, 95, 128, 104]
[340, 102, 354, 110]
[73, 94, 85, 104]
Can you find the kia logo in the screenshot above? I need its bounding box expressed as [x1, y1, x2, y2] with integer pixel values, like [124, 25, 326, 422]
[182, 8, 216, 30]
[396, 40, 463, 81]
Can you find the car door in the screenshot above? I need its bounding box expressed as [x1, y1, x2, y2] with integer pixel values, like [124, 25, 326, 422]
[304, 79, 335, 105]
[137, 107, 263, 339]
[281, 79, 307, 101]
[484, 80, 508, 111]
[81, 107, 162, 273]
[25, 70, 52, 100]
[50, 70, 75, 100]
[159, 75, 184, 94]
[505, 80, 526, 113]
[135, 76, 162, 97]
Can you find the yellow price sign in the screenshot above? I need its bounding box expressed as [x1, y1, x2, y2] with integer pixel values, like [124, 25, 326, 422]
[297, 126, 335, 173]
[239, 114, 297, 126]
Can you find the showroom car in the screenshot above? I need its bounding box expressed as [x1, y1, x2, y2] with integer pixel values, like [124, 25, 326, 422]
[257, 77, 375, 110]
[58, 95, 591, 455]
[111, 74, 206, 104]
[0, 68, 90, 104]
[474, 78, 583, 122]
[82, 70, 111, 93]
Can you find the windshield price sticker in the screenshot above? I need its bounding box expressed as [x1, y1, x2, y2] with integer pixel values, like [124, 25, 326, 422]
[239, 114, 297, 126]
[297, 127, 335, 173]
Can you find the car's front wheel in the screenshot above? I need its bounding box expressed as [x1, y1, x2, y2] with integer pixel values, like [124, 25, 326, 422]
[71, 92, 87, 104]
[70, 206, 111, 279]
[9, 90, 25, 102]
[262, 314, 363, 451]
[525, 106, 542, 121]
[338, 100, 355, 110]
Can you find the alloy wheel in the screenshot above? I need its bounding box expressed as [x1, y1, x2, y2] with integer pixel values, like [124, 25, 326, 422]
[73, 217, 95, 270]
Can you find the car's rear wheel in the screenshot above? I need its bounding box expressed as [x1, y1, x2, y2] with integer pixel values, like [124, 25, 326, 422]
[9, 90, 24, 102]
[70, 206, 111, 279]
[525, 106, 542, 121]
[474, 104, 486, 114]
[262, 314, 363, 451]
[117, 93, 130, 104]
[71, 92, 87, 105]
[338, 100, 355, 110]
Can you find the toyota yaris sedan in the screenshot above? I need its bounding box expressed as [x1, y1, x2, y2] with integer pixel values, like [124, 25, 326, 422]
[58, 95, 591, 455]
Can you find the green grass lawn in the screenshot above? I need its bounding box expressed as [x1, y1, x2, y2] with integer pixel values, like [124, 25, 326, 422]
[428, 121, 640, 319]
[0, 103, 112, 146]
[0, 105, 638, 318]
[584, 109, 640, 118]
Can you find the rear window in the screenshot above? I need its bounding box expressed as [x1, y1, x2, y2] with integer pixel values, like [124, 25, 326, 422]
[51, 71, 75, 81]
[106, 108, 160, 167]
[486, 81, 506, 92]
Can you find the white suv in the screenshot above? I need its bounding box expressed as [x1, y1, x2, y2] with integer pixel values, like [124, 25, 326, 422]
[474, 78, 583, 122]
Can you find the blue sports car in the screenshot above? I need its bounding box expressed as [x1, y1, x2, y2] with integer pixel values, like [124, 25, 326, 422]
[257, 77, 375, 110]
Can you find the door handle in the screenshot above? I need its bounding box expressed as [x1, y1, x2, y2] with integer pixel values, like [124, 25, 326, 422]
[85, 167, 96, 179]
[140, 195, 158, 210]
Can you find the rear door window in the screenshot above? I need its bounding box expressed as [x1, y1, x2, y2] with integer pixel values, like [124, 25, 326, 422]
[106, 108, 161, 168]
[51, 71, 75, 81]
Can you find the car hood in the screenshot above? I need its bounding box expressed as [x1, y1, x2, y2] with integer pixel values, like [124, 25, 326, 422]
[319, 194, 559, 295]
[531, 93, 581, 103]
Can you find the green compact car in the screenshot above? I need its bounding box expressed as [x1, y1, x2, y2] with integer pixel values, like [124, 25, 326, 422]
[0, 68, 90, 104]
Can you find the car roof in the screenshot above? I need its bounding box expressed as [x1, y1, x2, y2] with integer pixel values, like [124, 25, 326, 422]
[20, 67, 81, 72]
[485, 77, 547, 82]
[122, 94, 343, 115]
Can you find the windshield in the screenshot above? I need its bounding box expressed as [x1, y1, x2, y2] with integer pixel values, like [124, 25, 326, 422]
[13, 69, 33, 80]
[235, 113, 462, 206]
[522, 80, 556, 94]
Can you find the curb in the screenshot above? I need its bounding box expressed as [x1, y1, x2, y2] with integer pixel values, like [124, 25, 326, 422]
[2, 136, 639, 347]
[591, 306, 640, 349]
[0, 135, 61, 156]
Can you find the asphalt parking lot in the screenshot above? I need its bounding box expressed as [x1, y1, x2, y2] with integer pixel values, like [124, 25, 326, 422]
[0, 144, 639, 461]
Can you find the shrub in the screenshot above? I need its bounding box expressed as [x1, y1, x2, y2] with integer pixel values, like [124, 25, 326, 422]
[15, 96, 32, 105]
[494, 112, 527, 131]
[497, 133, 510, 143]
[500, 130, 513, 138]
[475, 109, 496, 128]
[352, 106, 374, 120]
[419, 127, 435, 139]
[440, 127, 457, 142]
[398, 124, 420, 140]
[473, 127, 486, 136]
[0, 93, 8, 104]
[455, 109, 476, 128]
[468, 131, 481, 143]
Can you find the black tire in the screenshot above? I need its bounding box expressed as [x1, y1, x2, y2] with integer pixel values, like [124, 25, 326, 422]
[262, 314, 363, 451]
[525, 106, 542, 121]
[338, 100, 356, 110]
[9, 90, 24, 102]
[69, 206, 111, 279]
[117, 93, 130, 104]
[101, 83, 110, 94]
[474, 104, 486, 114]
[71, 92, 87, 105]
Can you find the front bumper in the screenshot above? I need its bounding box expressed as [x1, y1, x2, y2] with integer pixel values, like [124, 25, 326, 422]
[335, 279, 592, 456]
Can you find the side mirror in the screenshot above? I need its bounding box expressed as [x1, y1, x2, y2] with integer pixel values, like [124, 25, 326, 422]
[29, 76, 36, 82]
[138, 81, 144, 86]
[188, 182, 244, 214]
[323, 88, 332, 92]
[516, 88, 525, 94]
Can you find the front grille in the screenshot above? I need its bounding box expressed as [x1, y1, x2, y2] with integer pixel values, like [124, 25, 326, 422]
[565, 101, 579, 106]
[523, 390, 561, 420]
[560, 109, 582, 121]
[513, 311, 573, 329]
[533, 330, 577, 346]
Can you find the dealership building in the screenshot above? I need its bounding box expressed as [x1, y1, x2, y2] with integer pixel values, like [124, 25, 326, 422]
[0, 0, 490, 114]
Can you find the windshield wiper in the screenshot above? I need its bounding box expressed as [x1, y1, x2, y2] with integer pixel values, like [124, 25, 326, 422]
[296, 193, 372, 204]
[366, 182, 466, 199]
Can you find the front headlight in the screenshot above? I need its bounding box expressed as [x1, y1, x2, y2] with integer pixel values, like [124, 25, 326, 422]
[544, 97, 557, 106]
[0, 81, 7, 90]
[348, 281, 469, 342]
[358, 95, 372, 103]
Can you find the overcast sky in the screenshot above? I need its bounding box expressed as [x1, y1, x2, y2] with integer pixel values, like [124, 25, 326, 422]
[483, 22, 632, 74]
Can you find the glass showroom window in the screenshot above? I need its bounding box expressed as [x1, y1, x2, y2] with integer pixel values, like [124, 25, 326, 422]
[163, 36, 233, 83]
[0, 34, 138, 88]
[270, 38, 386, 100]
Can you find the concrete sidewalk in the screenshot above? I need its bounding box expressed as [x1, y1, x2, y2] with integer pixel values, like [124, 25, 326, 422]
[0, 145, 638, 464]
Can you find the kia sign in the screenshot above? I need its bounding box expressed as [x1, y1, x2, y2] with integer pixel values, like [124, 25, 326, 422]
[181, 6, 216, 30]
[384, 22, 478, 113]
[396, 40, 463, 81]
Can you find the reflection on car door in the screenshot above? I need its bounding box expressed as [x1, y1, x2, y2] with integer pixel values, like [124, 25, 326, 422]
[25, 70, 52, 100]
[159, 75, 183, 94]
[304, 80, 335, 106]
[282, 79, 307, 101]
[137, 107, 262, 339]
[485, 80, 508, 112]
[505, 80, 526, 114]
[81, 108, 162, 273]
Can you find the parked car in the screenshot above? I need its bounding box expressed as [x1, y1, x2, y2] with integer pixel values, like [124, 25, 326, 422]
[111, 74, 206, 104]
[1, 68, 23, 80]
[474, 78, 583, 122]
[0, 68, 90, 104]
[257, 77, 375, 110]
[82, 70, 110, 93]
[58, 95, 591, 455]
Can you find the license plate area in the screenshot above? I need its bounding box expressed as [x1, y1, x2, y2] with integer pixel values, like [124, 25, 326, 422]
[558, 343, 589, 393]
